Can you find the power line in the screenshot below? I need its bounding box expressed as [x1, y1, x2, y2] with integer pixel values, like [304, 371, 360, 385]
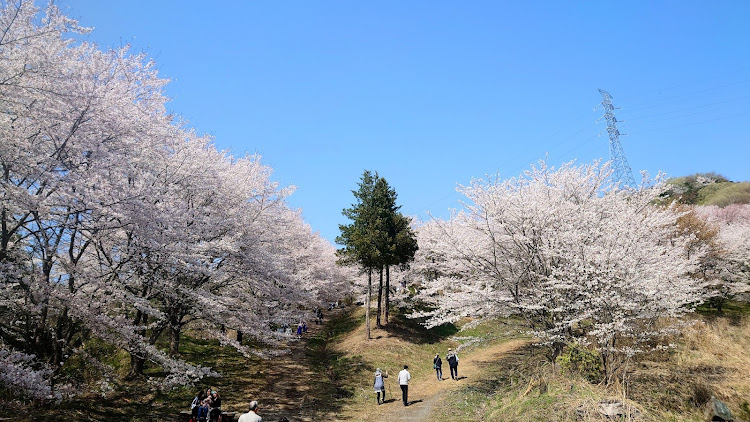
[622, 95, 750, 122]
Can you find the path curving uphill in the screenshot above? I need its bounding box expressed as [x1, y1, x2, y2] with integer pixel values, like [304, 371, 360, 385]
[337, 338, 529, 422]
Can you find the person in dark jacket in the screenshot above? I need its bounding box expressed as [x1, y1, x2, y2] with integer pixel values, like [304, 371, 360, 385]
[447, 348, 459, 380]
[209, 391, 221, 422]
[433, 353, 443, 381]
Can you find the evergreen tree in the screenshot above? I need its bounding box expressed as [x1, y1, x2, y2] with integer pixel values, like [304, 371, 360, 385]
[336, 171, 383, 339]
[336, 171, 418, 336]
[385, 213, 418, 324]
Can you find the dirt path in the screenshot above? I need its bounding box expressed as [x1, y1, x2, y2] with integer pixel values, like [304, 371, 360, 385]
[338, 338, 529, 422]
[247, 317, 333, 421]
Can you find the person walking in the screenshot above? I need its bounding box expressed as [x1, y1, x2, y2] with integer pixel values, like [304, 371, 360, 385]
[447, 348, 459, 380]
[398, 365, 411, 406]
[433, 353, 443, 381]
[373, 368, 388, 405]
[238, 400, 262, 422]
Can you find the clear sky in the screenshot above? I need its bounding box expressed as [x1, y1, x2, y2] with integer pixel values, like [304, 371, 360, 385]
[59, 1, 750, 243]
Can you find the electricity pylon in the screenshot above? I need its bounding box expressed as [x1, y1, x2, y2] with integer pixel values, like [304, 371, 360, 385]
[598, 89, 636, 188]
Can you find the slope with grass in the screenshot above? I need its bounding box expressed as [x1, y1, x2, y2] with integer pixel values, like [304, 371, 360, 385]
[22, 302, 750, 421]
[321, 305, 750, 421]
[663, 172, 750, 206]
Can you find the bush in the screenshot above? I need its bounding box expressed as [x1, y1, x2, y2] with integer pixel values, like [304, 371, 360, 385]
[557, 344, 602, 383]
[690, 382, 712, 407]
[700, 182, 750, 207]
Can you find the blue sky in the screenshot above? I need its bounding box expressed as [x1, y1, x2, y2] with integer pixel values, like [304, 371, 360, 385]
[60, 1, 750, 243]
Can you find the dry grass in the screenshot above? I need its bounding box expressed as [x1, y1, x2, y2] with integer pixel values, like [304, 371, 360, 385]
[20, 303, 749, 421]
[629, 316, 750, 420]
[430, 312, 750, 422]
[331, 306, 528, 421]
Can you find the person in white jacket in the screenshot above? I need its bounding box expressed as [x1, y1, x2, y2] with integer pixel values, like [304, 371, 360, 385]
[238, 401, 262, 422]
[398, 365, 411, 406]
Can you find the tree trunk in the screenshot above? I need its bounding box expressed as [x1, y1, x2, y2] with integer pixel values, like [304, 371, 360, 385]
[366, 268, 372, 340]
[52, 306, 69, 367]
[602, 335, 617, 385]
[169, 322, 181, 356]
[128, 311, 147, 378]
[127, 354, 145, 379]
[385, 265, 390, 324]
[376, 267, 383, 328]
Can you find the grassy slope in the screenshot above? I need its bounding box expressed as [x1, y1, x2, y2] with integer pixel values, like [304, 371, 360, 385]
[663, 175, 750, 207]
[431, 311, 750, 421]
[19, 303, 750, 421]
[330, 305, 750, 422]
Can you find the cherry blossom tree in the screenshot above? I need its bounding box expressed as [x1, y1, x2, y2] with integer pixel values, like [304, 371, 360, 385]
[0, 0, 348, 400]
[411, 160, 704, 382]
[694, 204, 750, 309]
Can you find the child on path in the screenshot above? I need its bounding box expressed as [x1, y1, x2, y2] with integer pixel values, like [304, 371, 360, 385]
[373, 368, 388, 405]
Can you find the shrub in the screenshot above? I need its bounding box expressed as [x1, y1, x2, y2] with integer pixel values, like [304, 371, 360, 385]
[690, 382, 712, 407]
[557, 344, 602, 383]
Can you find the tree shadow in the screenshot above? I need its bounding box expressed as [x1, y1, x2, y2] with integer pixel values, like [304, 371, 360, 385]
[462, 343, 545, 396]
[381, 311, 458, 344]
[303, 308, 370, 419]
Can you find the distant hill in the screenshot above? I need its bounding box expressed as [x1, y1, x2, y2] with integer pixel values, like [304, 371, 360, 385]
[661, 172, 750, 207]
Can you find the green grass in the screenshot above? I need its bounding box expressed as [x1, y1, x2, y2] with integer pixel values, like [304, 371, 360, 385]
[333, 306, 529, 420]
[303, 309, 368, 417]
[15, 302, 750, 421]
[20, 334, 262, 422]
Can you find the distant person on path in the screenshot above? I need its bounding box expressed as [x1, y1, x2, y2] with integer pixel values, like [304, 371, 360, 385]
[316, 308, 323, 324]
[398, 365, 411, 406]
[238, 400, 263, 422]
[373, 368, 388, 404]
[433, 353, 443, 381]
[447, 348, 459, 380]
[296, 322, 303, 336]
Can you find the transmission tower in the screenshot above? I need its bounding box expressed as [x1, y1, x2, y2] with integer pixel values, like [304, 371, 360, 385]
[598, 89, 636, 188]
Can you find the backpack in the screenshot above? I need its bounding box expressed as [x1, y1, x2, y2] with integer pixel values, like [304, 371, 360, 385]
[448, 353, 457, 365]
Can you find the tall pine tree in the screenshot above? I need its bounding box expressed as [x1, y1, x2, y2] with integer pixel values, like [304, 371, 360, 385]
[337, 171, 417, 338]
[336, 171, 382, 339]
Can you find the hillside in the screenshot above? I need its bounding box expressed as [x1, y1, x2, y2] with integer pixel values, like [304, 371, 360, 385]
[662, 172, 750, 206]
[18, 303, 750, 421]
[326, 306, 750, 421]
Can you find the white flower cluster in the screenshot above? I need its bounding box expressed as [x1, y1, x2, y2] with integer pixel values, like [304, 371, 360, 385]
[409, 160, 706, 379]
[0, 0, 352, 399]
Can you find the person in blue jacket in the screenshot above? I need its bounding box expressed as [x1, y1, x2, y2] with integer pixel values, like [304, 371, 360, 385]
[373, 368, 388, 404]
